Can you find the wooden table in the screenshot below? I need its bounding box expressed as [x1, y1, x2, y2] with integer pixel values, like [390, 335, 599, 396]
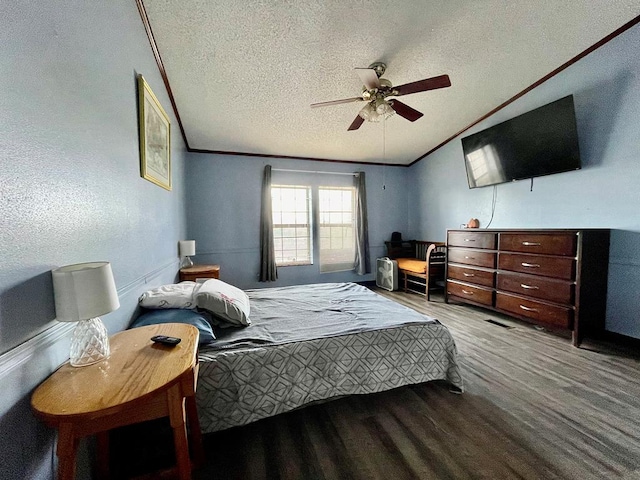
[31, 323, 203, 480]
[179, 264, 220, 282]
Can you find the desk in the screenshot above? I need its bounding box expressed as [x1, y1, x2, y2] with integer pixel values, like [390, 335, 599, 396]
[31, 323, 203, 480]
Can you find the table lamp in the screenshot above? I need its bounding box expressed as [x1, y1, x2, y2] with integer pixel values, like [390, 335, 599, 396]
[179, 240, 196, 268]
[52, 262, 120, 367]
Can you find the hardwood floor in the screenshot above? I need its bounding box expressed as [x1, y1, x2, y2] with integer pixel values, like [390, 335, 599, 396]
[191, 289, 640, 480]
[113, 289, 640, 479]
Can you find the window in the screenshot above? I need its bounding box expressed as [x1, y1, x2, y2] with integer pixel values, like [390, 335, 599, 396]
[319, 187, 356, 273]
[271, 185, 312, 266]
[270, 181, 357, 273]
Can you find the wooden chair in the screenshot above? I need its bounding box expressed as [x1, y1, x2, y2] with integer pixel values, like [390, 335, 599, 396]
[384, 239, 416, 259]
[384, 240, 447, 300]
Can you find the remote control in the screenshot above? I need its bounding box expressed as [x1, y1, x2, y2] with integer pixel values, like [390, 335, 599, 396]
[150, 335, 181, 346]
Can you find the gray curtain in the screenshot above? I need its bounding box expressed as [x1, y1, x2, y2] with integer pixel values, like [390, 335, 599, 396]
[259, 165, 278, 281]
[353, 172, 370, 275]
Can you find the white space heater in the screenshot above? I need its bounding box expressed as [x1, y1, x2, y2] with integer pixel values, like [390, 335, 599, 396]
[376, 257, 398, 291]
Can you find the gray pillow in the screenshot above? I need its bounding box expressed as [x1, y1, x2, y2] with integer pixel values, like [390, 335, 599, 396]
[195, 279, 251, 327]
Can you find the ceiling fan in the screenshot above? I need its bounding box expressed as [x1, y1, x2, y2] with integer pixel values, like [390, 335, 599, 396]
[311, 62, 451, 131]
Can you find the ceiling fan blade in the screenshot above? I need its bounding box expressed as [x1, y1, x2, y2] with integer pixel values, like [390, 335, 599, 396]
[355, 68, 380, 90]
[393, 74, 451, 96]
[389, 99, 424, 122]
[311, 97, 364, 108]
[347, 115, 365, 131]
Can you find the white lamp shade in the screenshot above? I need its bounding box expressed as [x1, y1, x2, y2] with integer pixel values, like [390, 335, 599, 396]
[179, 240, 196, 257]
[52, 262, 120, 322]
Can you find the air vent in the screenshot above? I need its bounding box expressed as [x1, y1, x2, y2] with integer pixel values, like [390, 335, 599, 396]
[485, 319, 514, 329]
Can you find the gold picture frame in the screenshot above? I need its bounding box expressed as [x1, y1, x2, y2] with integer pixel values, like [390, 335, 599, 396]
[138, 75, 171, 190]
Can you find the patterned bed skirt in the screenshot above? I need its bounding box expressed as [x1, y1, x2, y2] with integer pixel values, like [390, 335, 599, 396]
[196, 321, 463, 433]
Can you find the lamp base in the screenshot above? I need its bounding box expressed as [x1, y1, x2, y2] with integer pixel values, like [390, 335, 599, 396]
[180, 256, 194, 268]
[70, 317, 110, 367]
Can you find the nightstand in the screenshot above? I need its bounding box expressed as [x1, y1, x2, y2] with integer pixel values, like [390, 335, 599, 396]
[31, 323, 203, 480]
[179, 264, 220, 282]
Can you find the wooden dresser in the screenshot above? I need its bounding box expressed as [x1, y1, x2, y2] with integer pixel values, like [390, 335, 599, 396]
[446, 229, 610, 346]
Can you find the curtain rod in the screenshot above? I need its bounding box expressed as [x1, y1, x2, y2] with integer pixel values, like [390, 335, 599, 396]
[272, 168, 359, 176]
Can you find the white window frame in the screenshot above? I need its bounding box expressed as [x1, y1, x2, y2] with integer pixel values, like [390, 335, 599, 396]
[271, 185, 313, 267]
[318, 186, 356, 273]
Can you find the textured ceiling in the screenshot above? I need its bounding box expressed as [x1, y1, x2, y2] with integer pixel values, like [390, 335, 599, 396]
[142, 1, 640, 165]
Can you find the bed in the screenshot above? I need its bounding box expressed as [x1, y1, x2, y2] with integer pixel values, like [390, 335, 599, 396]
[191, 282, 463, 433]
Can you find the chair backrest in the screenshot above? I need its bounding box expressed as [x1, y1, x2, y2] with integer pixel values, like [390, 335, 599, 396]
[414, 241, 445, 260]
[423, 243, 446, 298]
[426, 242, 447, 277]
[429, 243, 447, 262]
[385, 239, 416, 259]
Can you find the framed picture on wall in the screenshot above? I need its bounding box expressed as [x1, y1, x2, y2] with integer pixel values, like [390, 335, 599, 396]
[138, 74, 171, 190]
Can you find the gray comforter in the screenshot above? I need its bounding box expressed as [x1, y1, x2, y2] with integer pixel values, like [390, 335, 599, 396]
[197, 282, 463, 433]
[209, 282, 438, 349]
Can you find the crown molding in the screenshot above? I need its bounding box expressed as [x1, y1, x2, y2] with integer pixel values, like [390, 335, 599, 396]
[136, 3, 640, 168]
[409, 14, 640, 167]
[187, 148, 404, 167]
[135, 0, 190, 149]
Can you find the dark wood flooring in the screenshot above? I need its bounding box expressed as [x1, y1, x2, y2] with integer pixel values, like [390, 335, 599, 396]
[115, 289, 640, 479]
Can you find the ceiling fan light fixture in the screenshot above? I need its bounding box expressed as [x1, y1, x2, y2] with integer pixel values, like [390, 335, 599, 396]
[359, 98, 394, 123]
[375, 98, 394, 118]
[315, 63, 449, 130]
[358, 102, 377, 121]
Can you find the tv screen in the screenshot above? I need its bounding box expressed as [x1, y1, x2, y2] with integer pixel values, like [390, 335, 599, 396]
[461, 95, 581, 188]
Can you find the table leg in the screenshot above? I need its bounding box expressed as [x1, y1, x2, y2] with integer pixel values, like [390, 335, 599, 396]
[168, 386, 191, 480]
[57, 423, 78, 480]
[95, 431, 110, 480]
[185, 394, 204, 467]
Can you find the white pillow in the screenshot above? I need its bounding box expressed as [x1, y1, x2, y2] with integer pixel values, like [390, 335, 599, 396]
[138, 282, 198, 309]
[195, 279, 251, 326]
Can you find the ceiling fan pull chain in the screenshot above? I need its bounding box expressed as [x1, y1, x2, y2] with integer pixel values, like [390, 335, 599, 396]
[383, 118, 386, 162]
[382, 120, 387, 190]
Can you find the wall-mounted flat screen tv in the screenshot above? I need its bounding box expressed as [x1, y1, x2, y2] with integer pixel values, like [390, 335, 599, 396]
[461, 95, 581, 189]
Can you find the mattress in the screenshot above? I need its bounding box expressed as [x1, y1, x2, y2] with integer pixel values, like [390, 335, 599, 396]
[196, 282, 463, 433]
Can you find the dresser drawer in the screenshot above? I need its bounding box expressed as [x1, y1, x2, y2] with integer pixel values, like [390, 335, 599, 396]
[496, 272, 573, 304]
[179, 264, 220, 282]
[448, 265, 494, 288]
[448, 248, 496, 268]
[447, 280, 493, 306]
[499, 233, 576, 256]
[498, 253, 575, 280]
[496, 292, 573, 329]
[448, 231, 497, 249]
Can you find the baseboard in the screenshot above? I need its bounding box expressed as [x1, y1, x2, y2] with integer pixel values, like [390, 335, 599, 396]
[602, 330, 640, 349]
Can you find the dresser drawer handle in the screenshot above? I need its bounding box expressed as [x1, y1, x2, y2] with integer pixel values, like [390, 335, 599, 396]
[520, 283, 539, 290]
[463, 272, 475, 277]
[461, 289, 474, 295]
[522, 241, 541, 246]
[464, 256, 475, 260]
[521, 262, 540, 268]
[519, 304, 538, 312]
[464, 238, 476, 242]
